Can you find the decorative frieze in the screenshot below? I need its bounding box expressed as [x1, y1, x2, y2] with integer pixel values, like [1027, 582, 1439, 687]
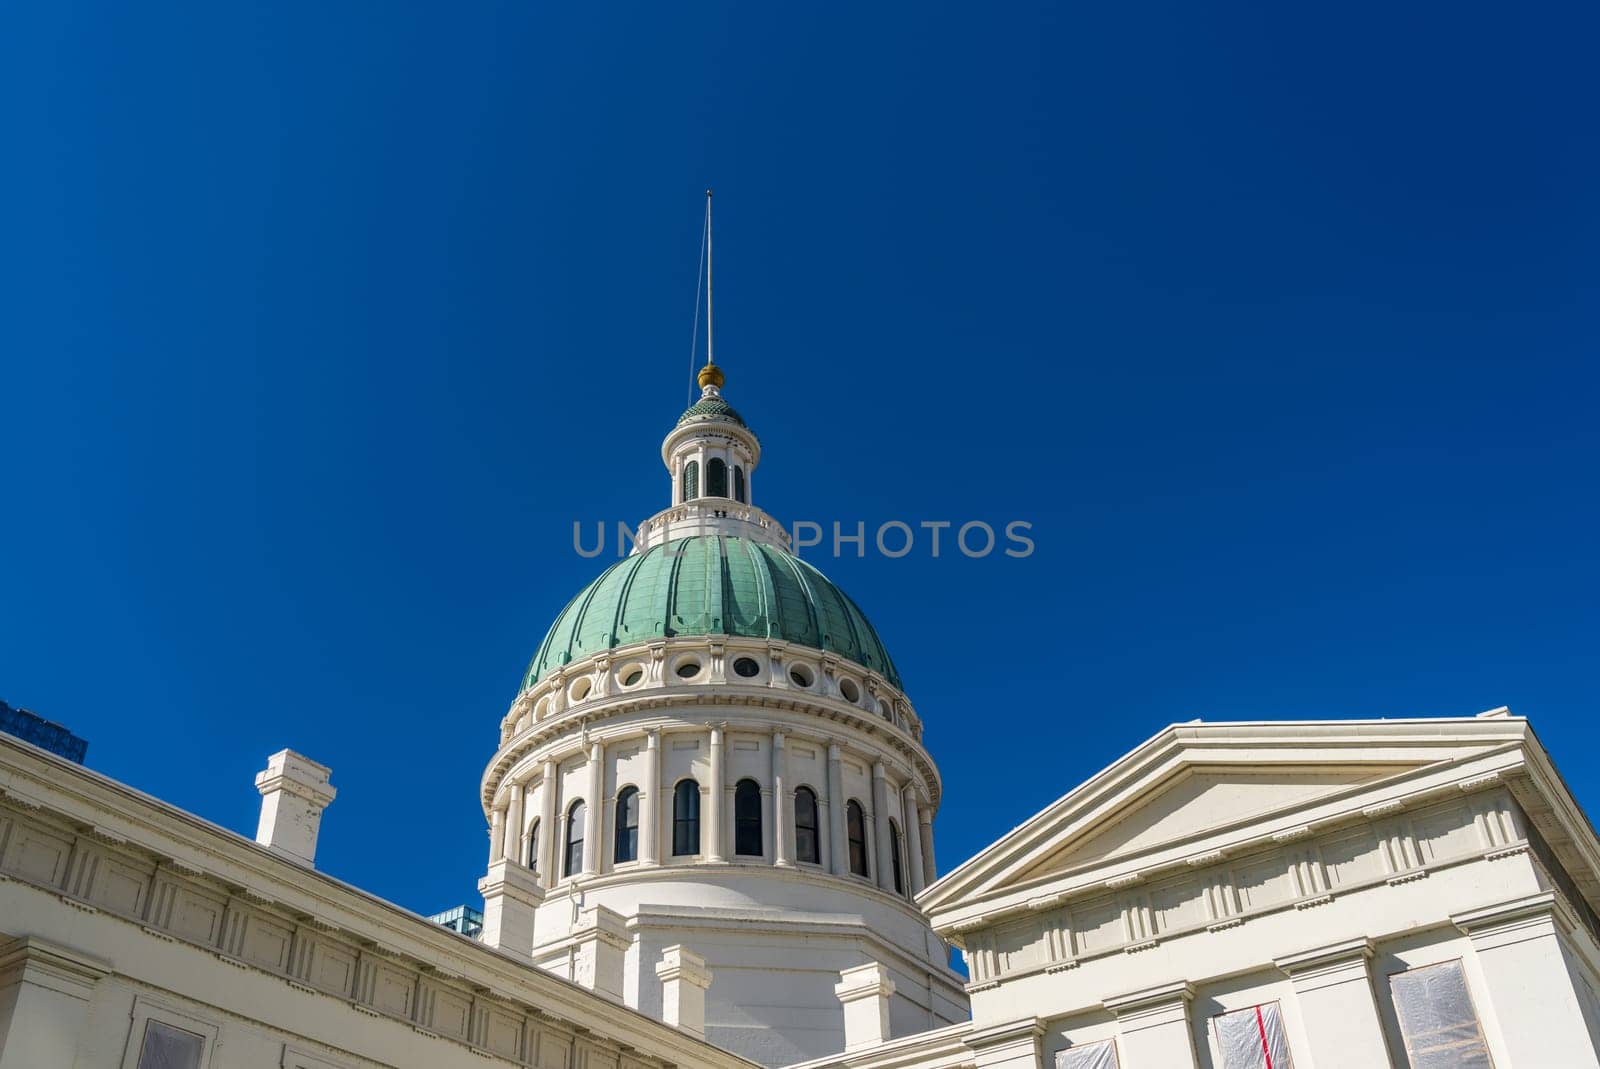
[948, 787, 1530, 985]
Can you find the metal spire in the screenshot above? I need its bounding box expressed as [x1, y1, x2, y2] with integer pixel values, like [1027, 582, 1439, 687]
[704, 189, 714, 368]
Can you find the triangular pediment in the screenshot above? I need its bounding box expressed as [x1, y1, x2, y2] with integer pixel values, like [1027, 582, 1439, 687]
[1011, 763, 1415, 883]
[919, 716, 1537, 922]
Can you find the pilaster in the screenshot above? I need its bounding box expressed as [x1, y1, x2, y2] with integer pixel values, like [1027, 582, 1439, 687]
[965, 1016, 1046, 1069]
[1452, 891, 1600, 1068]
[1102, 980, 1198, 1068]
[1274, 937, 1392, 1069]
[0, 936, 110, 1069]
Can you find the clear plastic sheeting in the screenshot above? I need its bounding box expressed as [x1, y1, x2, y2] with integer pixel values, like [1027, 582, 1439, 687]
[1055, 1038, 1120, 1069]
[1390, 960, 1495, 1069]
[136, 1020, 205, 1069]
[1215, 1001, 1293, 1069]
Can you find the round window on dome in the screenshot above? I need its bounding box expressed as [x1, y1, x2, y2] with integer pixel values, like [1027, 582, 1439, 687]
[619, 665, 644, 688]
[732, 657, 761, 678]
[568, 677, 592, 703]
[675, 658, 704, 680]
[789, 665, 815, 688]
[838, 678, 861, 704]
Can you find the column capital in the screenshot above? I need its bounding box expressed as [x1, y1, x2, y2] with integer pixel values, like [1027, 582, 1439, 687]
[1103, 979, 1195, 1032]
[0, 936, 110, 1000]
[872, 760, 887, 779]
[1275, 936, 1374, 975]
[960, 1017, 1049, 1062]
[1452, 890, 1574, 942]
[828, 741, 842, 760]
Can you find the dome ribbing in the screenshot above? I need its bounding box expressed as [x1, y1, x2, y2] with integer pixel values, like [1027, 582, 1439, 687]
[522, 535, 901, 691]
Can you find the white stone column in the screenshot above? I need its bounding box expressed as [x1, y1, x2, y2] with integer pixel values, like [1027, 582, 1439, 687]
[834, 962, 896, 1051]
[478, 859, 544, 959]
[254, 749, 337, 867]
[502, 782, 525, 865]
[1102, 981, 1199, 1068]
[772, 730, 793, 867]
[706, 726, 725, 862]
[871, 762, 895, 892]
[902, 784, 926, 894]
[656, 945, 714, 1040]
[827, 742, 847, 876]
[919, 806, 937, 886]
[537, 760, 558, 887]
[965, 1017, 1046, 1069]
[582, 740, 603, 876]
[570, 905, 629, 1002]
[0, 937, 109, 1069]
[1452, 892, 1600, 1068]
[640, 730, 661, 866]
[488, 806, 506, 866]
[1273, 938, 1390, 1069]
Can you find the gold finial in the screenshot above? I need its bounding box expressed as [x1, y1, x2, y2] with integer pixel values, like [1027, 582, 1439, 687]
[698, 363, 725, 389]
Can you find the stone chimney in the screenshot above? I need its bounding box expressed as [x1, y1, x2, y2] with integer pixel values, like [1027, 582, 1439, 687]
[254, 750, 336, 866]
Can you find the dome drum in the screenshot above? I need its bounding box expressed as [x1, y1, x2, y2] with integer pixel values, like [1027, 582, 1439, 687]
[488, 633, 934, 809]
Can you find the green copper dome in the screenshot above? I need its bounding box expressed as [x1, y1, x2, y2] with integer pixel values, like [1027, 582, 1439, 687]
[522, 535, 901, 691]
[676, 395, 747, 429]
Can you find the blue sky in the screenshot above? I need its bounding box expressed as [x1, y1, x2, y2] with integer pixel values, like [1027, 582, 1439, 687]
[2, 1, 1596, 917]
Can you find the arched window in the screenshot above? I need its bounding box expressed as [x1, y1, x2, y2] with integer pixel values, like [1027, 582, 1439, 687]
[526, 818, 540, 872]
[682, 460, 699, 501]
[846, 801, 870, 877]
[734, 779, 763, 856]
[794, 787, 820, 864]
[673, 780, 701, 856]
[564, 800, 586, 877]
[614, 787, 639, 864]
[707, 457, 728, 498]
[734, 466, 746, 503]
[890, 819, 906, 896]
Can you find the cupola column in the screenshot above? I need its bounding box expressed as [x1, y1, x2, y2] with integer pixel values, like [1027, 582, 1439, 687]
[640, 730, 661, 866]
[826, 743, 847, 876]
[901, 784, 926, 894]
[772, 731, 792, 867]
[918, 805, 937, 886]
[871, 762, 895, 893]
[706, 726, 726, 862]
[583, 741, 603, 876]
[503, 782, 525, 866]
[488, 806, 506, 866]
[538, 760, 558, 887]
